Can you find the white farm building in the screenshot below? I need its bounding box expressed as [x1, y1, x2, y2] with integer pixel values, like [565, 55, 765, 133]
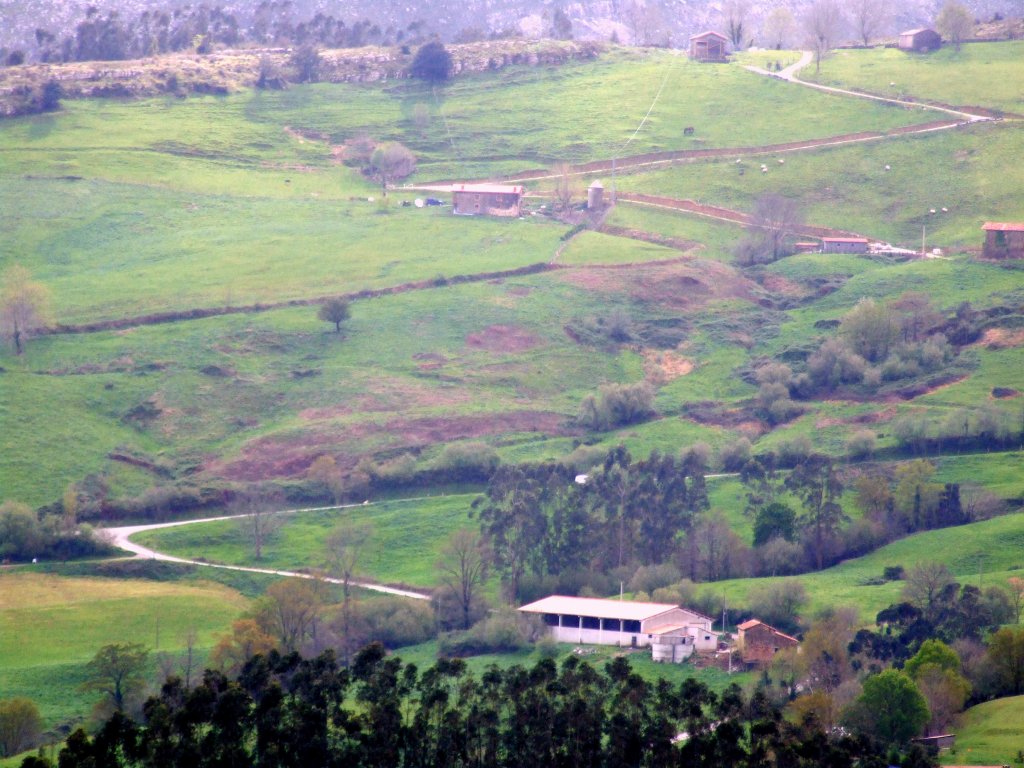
[519, 595, 718, 662]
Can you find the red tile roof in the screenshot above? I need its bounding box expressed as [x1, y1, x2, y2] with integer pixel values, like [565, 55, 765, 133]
[983, 222, 1024, 232]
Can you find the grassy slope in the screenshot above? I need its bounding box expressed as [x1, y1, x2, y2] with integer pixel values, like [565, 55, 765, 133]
[0, 573, 249, 728]
[710, 509, 1024, 621]
[135, 495, 477, 588]
[809, 42, 1024, 114]
[941, 695, 1024, 766]
[618, 122, 1024, 249]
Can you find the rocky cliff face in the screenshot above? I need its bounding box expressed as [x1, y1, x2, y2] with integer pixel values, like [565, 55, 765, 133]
[1, 0, 1020, 55]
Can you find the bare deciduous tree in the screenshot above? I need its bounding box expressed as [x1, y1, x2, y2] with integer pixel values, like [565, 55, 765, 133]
[762, 8, 798, 49]
[232, 485, 284, 561]
[850, 0, 890, 45]
[369, 142, 416, 195]
[436, 529, 489, 630]
[803, 0, 846, 73]
[326, 520, 374, 664]
[1, 265, 52, 355]
[902, 562, 956, 623]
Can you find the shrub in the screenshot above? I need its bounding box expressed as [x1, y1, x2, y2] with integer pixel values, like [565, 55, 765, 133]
[359, 597, 436, 649]
[577, 382, 655, 431]
[717, 437, 752, 472]
[754, 538, 806, 577]
[628, 563, 682, 595]
[807, 338, 867, 390]
[776, 435, 812, 466]
[847, 429, 877, 459]
[432, 441, 500, 479]
[651, 579, 697, 606]
[747, 580, 807, 634]
[883, 565, 906, 581]
[438, 610, 531, 657]
[561, 444, 608, 473]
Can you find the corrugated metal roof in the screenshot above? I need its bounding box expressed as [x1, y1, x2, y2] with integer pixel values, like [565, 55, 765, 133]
[451, 183, 524, 195]
[983, 222, 1024, 232]
[900, 28, 933, 35]
[689, 31, 728, 41]
[518, 595, 680, 621]
[822, 237, 869, 243]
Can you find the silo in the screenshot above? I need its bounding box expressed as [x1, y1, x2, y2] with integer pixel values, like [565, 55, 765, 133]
[587, 180, 605, 210]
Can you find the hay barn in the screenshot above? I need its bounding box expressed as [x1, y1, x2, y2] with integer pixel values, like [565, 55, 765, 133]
[982, 222, 1024, 259]
[689, 31, 729, 62]
[899, 28, 942, 52]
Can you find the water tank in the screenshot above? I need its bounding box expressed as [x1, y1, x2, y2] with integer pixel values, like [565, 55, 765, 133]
[588, 180, 604, 210]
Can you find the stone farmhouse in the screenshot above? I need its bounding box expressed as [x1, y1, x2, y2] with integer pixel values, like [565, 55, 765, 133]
[451, 183, 524, 217]
[736, 619, 800, 668]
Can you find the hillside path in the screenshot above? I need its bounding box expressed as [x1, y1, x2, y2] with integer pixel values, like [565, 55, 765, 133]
[102, 504, 431, 601]
[744, 51, 993, 124]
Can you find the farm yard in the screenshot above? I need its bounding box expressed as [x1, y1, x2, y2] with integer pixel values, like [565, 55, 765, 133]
[2, 36, 1024, 749]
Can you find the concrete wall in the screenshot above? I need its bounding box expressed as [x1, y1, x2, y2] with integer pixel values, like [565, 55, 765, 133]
[548, 626, 646, 646]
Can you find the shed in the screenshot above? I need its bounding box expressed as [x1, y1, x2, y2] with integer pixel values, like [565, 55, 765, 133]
[519, 595, 717, 654]
[899, 28, 942, 52]
[912, 734, 956, 750]
[821, 236, 869, 254]
[689, 31, 729, 62]
[981, 222, 1024, 259]
[451, 183, 524, 217]
[736, 619, 799, 667]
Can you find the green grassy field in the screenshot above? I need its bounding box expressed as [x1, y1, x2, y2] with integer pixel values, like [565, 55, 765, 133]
[0, 572, 249, 729]
[709, 510, 1024, 621]
[810, 42, 1024, 114]
[618, 122, 1024, 249]
[941, 695, 1024, 766]
[135, 495, 478, 588]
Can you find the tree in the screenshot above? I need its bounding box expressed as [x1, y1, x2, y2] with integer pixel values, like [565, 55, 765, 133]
[261, 578, 325, 654]
[847, 670, 929, 745]
[553, 162, 577, 212]
[936, 0, 973, 51]
[308, 454, 345, 502]
[901, 562, 955, 624]
[81, 642, 149, 713]
[839, 298, 899, 364]
[368, 142, 416, 195]
[0, 501, 44, 561]
[745, 193, 803, 263]
[1007, 576, 1024, 624]
[986, 626, 1024, 695]
[850, 0, 889, 45]
[803, 0, 846, 74]
[550, 8, 573, 40]
[852, 472, 893, 522]
[231, 485, 284, 561]
[290, 43, 321, 83]
[762, 8, 797, 49]
[915, 663, 970, 734]
[326, 520, 374, 664]
[1, 265, 52, 354]
[752, 501, 796, 547]
[409, 40, 452, 83]
[318, 297, 350, 333]
[210, 618, 276, 674]
[435, 529, 489, 630]
[785, 455, 846, 570]
[0, 698, 42, 757]
[748, 580, 807, 633]
[722, 0, 749, 48]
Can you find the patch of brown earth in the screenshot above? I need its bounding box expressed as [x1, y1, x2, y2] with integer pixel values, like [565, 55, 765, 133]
[642, 349, 694, 385]
[466, 324, 541, 352]
[557, 259, 755, 310]
[216, 410, 574, 481]
[759, 273, 807, 298]
[299, 378, 470, 420]
[978, 327, 1024, 350]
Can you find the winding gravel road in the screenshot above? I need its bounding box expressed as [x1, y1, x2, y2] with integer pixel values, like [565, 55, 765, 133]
[102, 504, 431, 601]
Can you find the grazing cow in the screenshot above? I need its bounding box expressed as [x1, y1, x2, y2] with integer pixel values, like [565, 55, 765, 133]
[683, 126, 695, 136]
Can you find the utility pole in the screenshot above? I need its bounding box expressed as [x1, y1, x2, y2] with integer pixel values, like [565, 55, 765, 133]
[611, 156, 617, 204]
[921, 224, 926, 257]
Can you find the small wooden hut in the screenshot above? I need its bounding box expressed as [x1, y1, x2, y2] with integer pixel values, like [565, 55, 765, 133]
[982, 222, 1024, 259]
[689, 31, 728, 62]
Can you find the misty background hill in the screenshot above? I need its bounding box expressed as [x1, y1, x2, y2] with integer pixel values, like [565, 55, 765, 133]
[1, 0, 1019, 60]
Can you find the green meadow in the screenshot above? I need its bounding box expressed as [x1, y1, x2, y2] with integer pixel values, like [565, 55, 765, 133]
[0, 573, 249, 729]
[810, 42, 1024, 115]
[940, 695, 1024, 765]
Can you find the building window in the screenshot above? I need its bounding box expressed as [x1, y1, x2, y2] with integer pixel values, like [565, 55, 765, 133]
[623, 620, 641, 633]
[582, 616, 600, 630]
[995, 231, 1008, 247]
